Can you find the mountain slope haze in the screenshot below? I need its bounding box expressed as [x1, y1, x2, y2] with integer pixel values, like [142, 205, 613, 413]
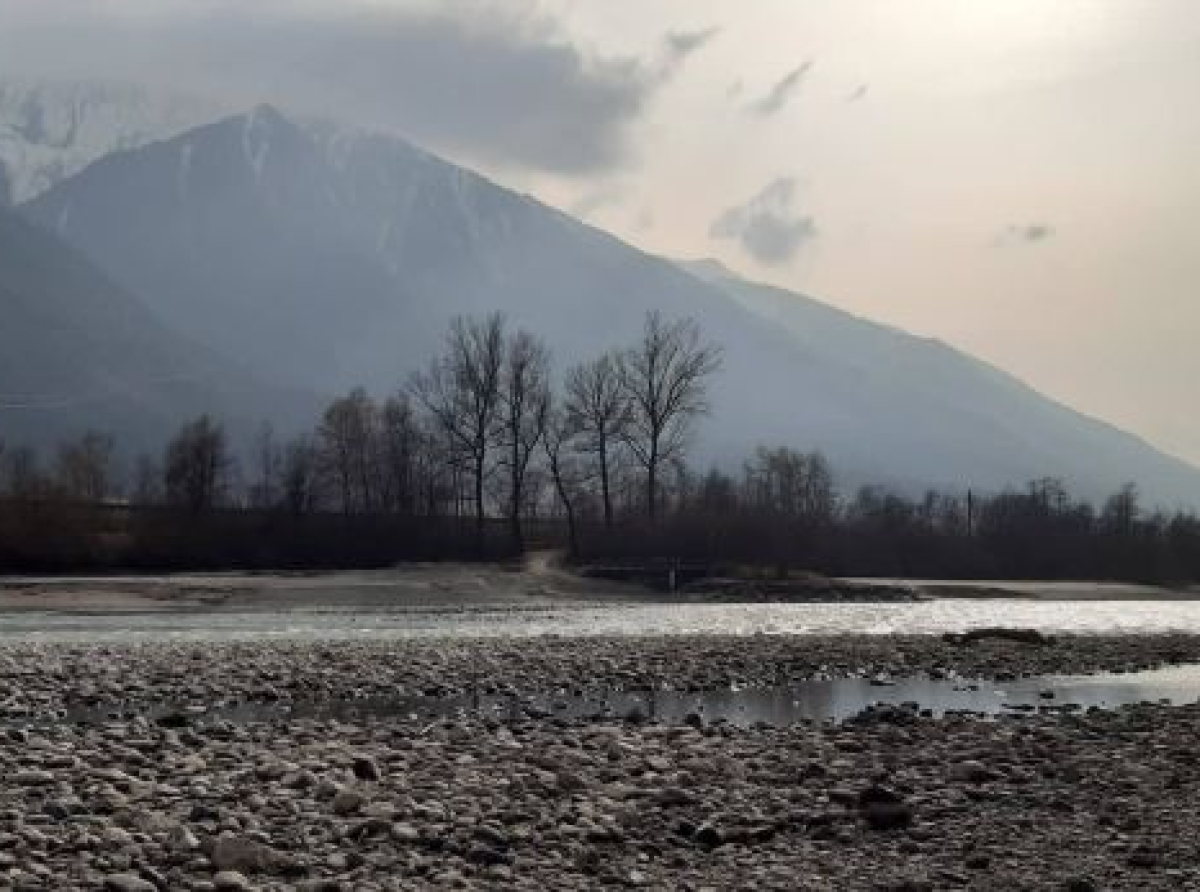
[21, 106, 1200, 506]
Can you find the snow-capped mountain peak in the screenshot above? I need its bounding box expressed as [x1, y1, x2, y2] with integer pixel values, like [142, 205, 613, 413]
[0, 78, 225, 203]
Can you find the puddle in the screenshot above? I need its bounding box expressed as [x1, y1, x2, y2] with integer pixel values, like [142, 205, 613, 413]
[38, 663, 1200, 729]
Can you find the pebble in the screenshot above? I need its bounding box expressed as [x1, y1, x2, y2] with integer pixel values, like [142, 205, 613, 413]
[0, 635, 1195, 889]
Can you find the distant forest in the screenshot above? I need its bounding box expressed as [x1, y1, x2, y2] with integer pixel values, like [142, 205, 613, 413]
[1, 312, 1198, 584]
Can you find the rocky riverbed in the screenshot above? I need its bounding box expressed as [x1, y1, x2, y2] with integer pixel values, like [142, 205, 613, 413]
[4, 633, 1200, 714]
[3, 634, 1200, 889]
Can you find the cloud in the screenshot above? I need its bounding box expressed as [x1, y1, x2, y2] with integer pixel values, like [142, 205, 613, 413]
[664, 28, 720, 63]
[644, 27, 719, 86]
[1001, 223, 1056, 244]
[0, 0, 695, 176]
[748, 61, 813, 116]
[847, 84, 869, 102]
[568, 184, 627, 219]
[710, 177, 817, 266]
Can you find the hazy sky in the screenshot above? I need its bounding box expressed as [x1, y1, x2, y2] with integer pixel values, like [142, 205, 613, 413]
[3, 0, 1198, 465]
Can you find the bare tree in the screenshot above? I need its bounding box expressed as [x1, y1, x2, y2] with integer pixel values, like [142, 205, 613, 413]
[131, 454, 162, 505]
[248, 423, 282, 510]
[743, 446, 835, 525]
[55, 431, 114, 502]
[318, 389, 380, 514]
[411, 314, 506, 553]
[743, 446, 835, 574]
[379, 394, 423, 515]
[618, 312, 721, 521]
[2, 446, 49, 501]
[499, 330, 551, 550]
[543, 409, 590, 557]
[565, 353, 628, 528]
[1103, 482, 1140, 535]
[280, 434, 319, 517]
[164, 415, 232, 514]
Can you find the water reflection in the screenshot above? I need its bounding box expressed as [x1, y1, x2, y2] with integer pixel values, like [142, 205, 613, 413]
[48, 663, 1200, 729]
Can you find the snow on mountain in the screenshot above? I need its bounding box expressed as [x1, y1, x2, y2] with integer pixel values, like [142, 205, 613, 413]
[0, 79, 224, 204]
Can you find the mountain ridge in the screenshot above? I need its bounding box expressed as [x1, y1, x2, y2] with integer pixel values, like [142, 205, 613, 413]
[682, 259, 1200, 504]
[17, 102, 1200, 507]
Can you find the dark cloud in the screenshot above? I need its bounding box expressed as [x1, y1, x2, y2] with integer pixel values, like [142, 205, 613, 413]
[1002, 223, 1056, 244]
[664, 28, 720, 62]
[0, 1, 702, 176]
[748, 61, 813, 116]
[645, 27, 719, 85]
[710, 177, 817, 266]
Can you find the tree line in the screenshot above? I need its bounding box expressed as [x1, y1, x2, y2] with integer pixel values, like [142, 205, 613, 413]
[1, 311, 1198, 583]
[0, 312, 721, 568]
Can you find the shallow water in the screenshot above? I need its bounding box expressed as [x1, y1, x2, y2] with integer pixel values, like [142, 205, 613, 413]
[51, 663, 1200, 729]
[7, 599, 1200, 642]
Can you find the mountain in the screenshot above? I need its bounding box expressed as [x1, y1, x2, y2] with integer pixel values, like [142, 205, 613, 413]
[20, 106, 801, 396]
[0, 204, 309, 455]
[681, 259, 1200, 505]
[0, 79, 221, 205]
[20, 105, 1200, 506]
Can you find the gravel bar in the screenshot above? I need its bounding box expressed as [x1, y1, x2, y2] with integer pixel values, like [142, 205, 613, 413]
[1, 634, 1199, 889]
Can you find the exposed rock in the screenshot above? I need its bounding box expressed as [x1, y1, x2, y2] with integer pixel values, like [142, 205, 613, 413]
[210, 834, 275, 873]
[351, 756, 381, 781]
[331, 788, 365, 816]
[858, 786, 913, 831]
[103, 876, 157, 892]
[213, 871, 252, 891]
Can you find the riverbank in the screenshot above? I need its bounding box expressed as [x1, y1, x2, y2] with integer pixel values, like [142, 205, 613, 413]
[3, 635, 1200, 889]
[2, 560, 1195, 615]
[0, 559, 649, 614]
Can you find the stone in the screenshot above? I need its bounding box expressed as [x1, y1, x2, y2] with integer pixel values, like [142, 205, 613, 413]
[331, 788, 365, 816]
[964, 853, 990, 870]
[858, 786, 912, 831]
[655, 786, 697, 806]
[1127, 848, 1160, 869]
[392, 823, 420, 843]
[210, 834, 274, 873]
[103, 876, 157, 892]
[170, 824, 202, 851]
[467, 845, 512, 866]
[213, 871, 252, 891]
[694, 823, 723, 847]
[351, 756, 381, 782]
[950, 761, 1001, 784]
